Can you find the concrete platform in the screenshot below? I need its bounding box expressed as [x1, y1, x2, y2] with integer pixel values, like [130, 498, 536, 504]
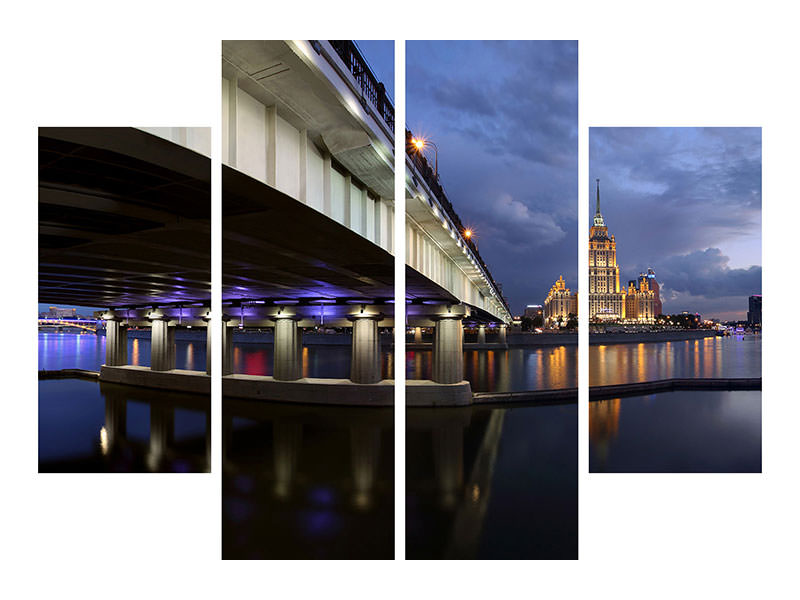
[99, 365, 210, 395]
[406, 380, 473, 407]
[472, 388, 577, 405]
[590, 377, 762, 400]
[222, 374, 394, 406]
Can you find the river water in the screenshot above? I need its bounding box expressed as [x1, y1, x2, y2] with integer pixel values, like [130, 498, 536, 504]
[589, 335, 762, 472]
[590, 334, 761, 385]
[406, 401, 577, 559]
[231, 341, 393, 379]
[222, 399, 394, 559]
[589, 390, 761, 472]
[38, 331, 207, 371]
[39, 378, 209, 472]
[38, 332, 209, 472]
[406, 346, 578, 392]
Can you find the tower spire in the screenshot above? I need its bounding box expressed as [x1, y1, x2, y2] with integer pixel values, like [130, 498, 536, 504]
[592, 178, 605, 228]
[595, 178, 600, 216]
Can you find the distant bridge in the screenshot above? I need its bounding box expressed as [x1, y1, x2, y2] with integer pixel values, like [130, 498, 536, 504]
[38, 318, 101, 333]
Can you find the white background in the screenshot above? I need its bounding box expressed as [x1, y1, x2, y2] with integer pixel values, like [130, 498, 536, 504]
[1, 1, 797, 598]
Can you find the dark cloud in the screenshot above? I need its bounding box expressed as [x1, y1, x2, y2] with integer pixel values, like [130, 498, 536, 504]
[632, 247, 761, 299]
[408, 41, 578, 313]
[591, 127, 761, 319]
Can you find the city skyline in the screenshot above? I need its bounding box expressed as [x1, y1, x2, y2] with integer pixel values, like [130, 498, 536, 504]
[590, 127, 761, 320]
[407, 41, 578, 315]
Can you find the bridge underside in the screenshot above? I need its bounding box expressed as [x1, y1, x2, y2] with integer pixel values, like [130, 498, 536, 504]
[39, 127, 210, 308]
[223, 165, 394, 305]
[406, 265, 504, 325]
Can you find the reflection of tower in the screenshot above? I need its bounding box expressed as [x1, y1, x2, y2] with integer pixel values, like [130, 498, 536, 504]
[588, 398, 621, 471]
[350, 426, 381, 509]
[273, 421, 302, 499]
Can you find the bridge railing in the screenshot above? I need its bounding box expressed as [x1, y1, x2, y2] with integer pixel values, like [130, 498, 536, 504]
[406, 129, 511, 315]
[328, 40, 394, 132]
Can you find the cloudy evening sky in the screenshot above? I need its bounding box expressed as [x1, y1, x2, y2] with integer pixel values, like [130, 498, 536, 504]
[590, 127, 761, 321]
[406, 40, 578, 315]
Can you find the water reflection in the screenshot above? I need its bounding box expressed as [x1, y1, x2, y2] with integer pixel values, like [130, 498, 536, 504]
[222, 398, 394, 559]
[38, 331, 206, 372]
[590, 335, 761, 386]
[407, 401, 577, 559]
[39, 378, 210, 473]
[232, 342, 393, 379]
[406, 346, 577, 392]
[589, 390, 761, 473]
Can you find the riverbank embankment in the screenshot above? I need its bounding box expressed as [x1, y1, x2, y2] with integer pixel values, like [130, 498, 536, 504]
[590, 330, 717, 345]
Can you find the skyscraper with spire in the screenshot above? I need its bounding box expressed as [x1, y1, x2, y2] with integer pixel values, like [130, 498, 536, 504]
[589, 179, 653, 322]
[589, 179, 625, 320]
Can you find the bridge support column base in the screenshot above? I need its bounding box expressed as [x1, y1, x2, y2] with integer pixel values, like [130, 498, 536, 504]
[477, 324, 486, 345]
[432, 314, 465, 384]
[349, 315, 382, 384]
[497, 324, 507, 344]
[222, 320, 233, 376]
[150, 319, 175, 371]
[105, 320, 128, 366]
[406, 380, 473, 407]
[273, 317, 302, 381]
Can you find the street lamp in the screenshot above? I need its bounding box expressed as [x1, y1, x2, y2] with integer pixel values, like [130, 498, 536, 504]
[463, 227, 477, 250]
[410, 137, 439, 180]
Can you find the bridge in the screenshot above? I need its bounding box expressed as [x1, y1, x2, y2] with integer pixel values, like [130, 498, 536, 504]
[221, 40, 511, 405]
[38, 318, 101, 333]
[404, 126, 512, 403]
[39, 126, 211, 393]
[221, 40, 395, 404]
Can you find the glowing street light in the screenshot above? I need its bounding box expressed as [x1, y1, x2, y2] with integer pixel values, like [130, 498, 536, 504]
[410, 136, 439, 179]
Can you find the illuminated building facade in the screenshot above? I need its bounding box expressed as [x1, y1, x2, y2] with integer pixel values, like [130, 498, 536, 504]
[544, 275, 577, 327]
[645, 268, 662, 316]
[589, 180, 626, 321]
[625, 277, 655, 323]
[589, 180, 654, 323]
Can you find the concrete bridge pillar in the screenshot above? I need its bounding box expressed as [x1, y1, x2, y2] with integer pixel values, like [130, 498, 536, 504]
[414, 326, 422, 343]
[221, 317, 234, 376]
[273, 316, 302, 381]
[204, 315, 212, 375]
[432, 314, 465, 384]
[349, 315, 383, 384]
[477, 324, 486, 344]
[497, 324, 507, 344]
[104, 319, 128, 366]
[150, 318, 175, 371]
